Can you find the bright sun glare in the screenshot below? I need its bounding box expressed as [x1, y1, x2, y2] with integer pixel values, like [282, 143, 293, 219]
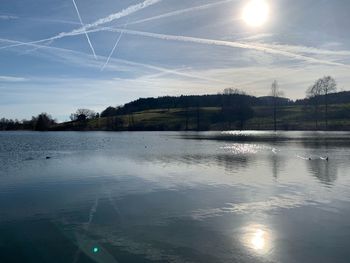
[251, 229, 265, 250]
[242, 0, 270, 27]
[242, 225, 270, 253]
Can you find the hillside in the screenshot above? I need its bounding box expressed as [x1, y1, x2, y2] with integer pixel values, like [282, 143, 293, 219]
[53, 103, 350, 132]
[3, 91, 350, 132]
[51, 91, 350, 131]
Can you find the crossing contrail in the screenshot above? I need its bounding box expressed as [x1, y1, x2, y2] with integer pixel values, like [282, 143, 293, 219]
[72, 0, 97, 59]
[19, 39, 54, 55]
[1, 35, 315, 88]
[32, 23, 346, 67]
[0, 0, 163, 50]
[98, 27, 349, 67]
[78, 0, 162, 32]
[1, 0, 348, 68]
[2, 20, 348, 68]
[0, 37, 231, 84]
[101, 22, 128, 71]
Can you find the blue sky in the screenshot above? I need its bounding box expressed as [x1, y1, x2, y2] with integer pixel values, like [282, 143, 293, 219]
[1, 0, 350, 121]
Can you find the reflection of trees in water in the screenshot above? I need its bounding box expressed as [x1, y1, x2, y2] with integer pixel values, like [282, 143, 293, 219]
[307, 160, 337, 186]
[300, 132, 350, 149]
[269, 152, 286, 180]
[137, 154, 215, 166]
[215, 154, 252, 172]
[136, 153, 254, 173]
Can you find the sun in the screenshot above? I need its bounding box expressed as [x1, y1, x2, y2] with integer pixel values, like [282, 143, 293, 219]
[242, 0, 270, 27]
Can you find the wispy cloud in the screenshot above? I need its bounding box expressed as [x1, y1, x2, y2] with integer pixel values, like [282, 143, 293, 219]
[253, 42, 350, 56]
[112, 57, 233, 85]
[0, 15, 18, 20]
[0, 76, 28, 82]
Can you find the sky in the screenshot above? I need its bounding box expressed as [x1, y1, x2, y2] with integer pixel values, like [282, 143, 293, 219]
[1, 0, 350, 121]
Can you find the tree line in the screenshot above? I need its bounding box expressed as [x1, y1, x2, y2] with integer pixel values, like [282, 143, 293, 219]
[0, 113, 56, 131]
[0, 75, 341, 131]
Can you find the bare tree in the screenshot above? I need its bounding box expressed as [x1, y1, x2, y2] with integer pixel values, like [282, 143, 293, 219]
[321, 76, 337, 129]
[307, 81, 323, 129]
[223, 88, 245, 96]
[309, 76, 337, 130]
[270, 80, 284, 131]
[70, 108, 96, 121]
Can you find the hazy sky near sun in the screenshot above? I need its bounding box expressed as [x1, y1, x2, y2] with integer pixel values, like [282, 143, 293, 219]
[1, 0, 350, 120]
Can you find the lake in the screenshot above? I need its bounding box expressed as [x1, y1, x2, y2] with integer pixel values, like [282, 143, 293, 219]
[0, 131, 350, 263]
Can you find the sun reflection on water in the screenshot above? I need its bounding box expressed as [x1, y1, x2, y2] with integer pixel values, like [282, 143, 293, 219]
[242, 224, 271, 253]
[251, 229, 266, 250]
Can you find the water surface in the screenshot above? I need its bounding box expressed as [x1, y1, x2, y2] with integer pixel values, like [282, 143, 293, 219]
[0, 131, 350, 263]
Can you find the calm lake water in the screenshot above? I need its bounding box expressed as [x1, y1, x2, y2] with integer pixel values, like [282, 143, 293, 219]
[1, 131, 350, 263]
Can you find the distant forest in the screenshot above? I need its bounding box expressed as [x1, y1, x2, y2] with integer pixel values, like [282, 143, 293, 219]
[2, 76, 350, 131]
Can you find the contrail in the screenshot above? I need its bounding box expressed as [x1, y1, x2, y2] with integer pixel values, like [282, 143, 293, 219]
[2, 19, 349, 69]
[77, 0, 162, 32]
[23, 17, 81, 25]
[143, 66, 192, 79]
[125, 0, 236, 26]
[33, 23, 347, 68]
[98, 27, 349, 67]
[114, 57, 233, 84]
[19, 39, 54, 55]
[39, 24, 346, 67]
[101, 22, 128, 71]
[72, 0, 97, 59]
[1, 0, 348, 67]
[0, 0, 163, 50]
[0, 37, 231, 84]
[101, 31, 124, 70]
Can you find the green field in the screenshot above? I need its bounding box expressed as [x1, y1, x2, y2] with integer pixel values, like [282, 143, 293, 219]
[54, 103, 350, 131]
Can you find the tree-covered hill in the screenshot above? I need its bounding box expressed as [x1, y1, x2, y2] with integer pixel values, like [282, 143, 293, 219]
[100, 93, 292, 117]
[2, 88, 350, 132]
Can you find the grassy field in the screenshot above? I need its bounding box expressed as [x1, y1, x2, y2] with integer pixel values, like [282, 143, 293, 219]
[54, 103, 350, 131]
